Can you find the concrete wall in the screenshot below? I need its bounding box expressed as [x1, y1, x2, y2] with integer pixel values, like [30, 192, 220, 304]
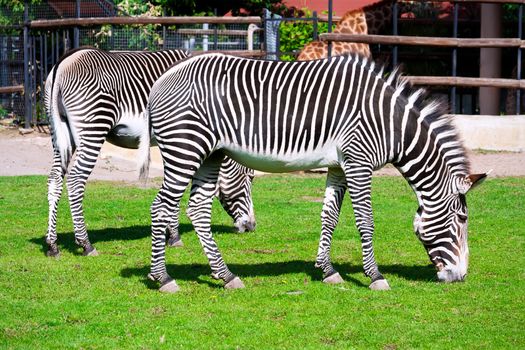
[452, 115, 525, 152]
[99, 115, 525, 172]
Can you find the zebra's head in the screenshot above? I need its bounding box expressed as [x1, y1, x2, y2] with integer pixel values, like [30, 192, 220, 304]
[216, 162, 256, 233]
[413, 173, 487, 283]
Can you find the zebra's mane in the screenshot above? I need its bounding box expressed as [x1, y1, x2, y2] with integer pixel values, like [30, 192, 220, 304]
[339, 53, 471, 174]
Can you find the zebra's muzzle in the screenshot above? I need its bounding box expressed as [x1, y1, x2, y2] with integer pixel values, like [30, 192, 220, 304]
[437, 267, 466, 283]
[234, 215, 256, 233]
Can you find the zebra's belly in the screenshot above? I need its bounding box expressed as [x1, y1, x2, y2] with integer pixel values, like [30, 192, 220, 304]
[222, 144, 340, 173]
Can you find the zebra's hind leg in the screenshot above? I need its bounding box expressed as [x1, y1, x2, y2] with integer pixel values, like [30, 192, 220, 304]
[46, 149, 70, 257]
[316, 167, 347, 284]
[167, 217, 183, 247]
[343, 161, 390, 291]
[149, 182, 189, 293]
[65, 135, 109, 256]
[187, 153, 244, 289]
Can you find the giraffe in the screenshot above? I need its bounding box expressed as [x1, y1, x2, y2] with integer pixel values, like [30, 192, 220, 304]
[296, 0, 399, 61]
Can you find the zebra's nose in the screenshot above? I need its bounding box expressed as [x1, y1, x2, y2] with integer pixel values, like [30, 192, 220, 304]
[234, 216, 256, 233]
[437, 268, 465, 283]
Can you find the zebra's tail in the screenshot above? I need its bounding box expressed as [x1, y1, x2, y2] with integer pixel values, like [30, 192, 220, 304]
[138, 105, 151, 182]
[46, 67, 73, 172]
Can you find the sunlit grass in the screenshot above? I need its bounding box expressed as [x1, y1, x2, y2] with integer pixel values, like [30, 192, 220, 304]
[0, 174, 523, 349]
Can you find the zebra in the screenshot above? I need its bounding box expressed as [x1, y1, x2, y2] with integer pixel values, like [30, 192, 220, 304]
[140, 53, 487, 293]
[44, 47, 256, 258]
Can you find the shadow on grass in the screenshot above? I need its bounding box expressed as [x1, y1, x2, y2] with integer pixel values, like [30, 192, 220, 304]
[121, 260, 436, 290]
[29, 223, 236, 256]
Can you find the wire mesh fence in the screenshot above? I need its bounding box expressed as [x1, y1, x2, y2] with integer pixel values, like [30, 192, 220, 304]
[29, 0, 116, 19]
[0, 28, 24, 120]
[75, 23, 261, 52]
[0, 0, 264, 125]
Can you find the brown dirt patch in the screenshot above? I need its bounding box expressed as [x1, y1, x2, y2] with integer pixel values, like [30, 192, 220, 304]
[1, 128, 523, 180]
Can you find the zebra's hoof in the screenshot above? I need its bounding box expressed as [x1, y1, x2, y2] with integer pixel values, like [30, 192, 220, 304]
[168, 236, 184, 247]
[369, 279, 391, 291]
[46, 247, 60, 258]
[224, 277, 245, 289]
[159, 280, 180, 293]
[83, 248, 99, 256]
[323, 272, 344, 284]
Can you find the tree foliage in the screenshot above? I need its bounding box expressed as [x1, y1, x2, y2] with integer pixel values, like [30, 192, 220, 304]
[153, 0, 289, 16]
[278, 9, 333, 61]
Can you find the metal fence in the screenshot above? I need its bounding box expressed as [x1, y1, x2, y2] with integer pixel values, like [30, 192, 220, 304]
[0, 0, 263, 128]
[0, 27, 24, 120]
[1, 0, 524, 127]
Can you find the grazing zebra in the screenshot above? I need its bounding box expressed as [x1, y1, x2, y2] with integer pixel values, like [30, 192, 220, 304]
[141, 53, 487, 293]
[44, 48, 256, 258]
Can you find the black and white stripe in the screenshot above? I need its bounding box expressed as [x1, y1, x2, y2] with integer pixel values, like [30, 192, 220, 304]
[44, 48, 256, 257]
[142, 53, 486, 292]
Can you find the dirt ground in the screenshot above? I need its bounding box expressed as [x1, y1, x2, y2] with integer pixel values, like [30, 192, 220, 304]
[1, 127, 524, 181]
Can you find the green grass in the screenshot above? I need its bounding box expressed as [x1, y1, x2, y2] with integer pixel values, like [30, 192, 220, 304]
[0, 174, 524, 349]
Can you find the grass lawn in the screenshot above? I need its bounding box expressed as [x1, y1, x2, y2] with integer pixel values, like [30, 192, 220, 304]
[0, 174, 523, 349]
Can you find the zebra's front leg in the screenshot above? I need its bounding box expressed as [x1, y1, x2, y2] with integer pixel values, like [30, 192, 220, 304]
[316, 167, 347, 284]
[344, 162, 390, 290]
[46, 150, 69, 257]
[187, 155, 244, 289]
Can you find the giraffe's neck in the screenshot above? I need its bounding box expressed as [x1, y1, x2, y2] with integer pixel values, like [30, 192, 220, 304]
[333, 9, 367, 35]
[364, 1, 394, 34]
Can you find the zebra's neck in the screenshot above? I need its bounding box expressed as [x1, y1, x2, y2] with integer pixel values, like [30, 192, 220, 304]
[391, 100, 469, 205]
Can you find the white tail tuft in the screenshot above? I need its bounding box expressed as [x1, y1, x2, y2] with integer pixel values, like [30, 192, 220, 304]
[46, 68, 73, 172]
[138, 106, 151, 182]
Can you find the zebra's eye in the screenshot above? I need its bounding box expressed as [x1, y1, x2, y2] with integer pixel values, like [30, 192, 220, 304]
[457, 213, 467, 222]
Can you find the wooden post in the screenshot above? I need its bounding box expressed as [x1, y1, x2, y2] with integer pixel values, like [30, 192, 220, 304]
[73, 0, 80, 48]
[328, 0, 332, 58]
[23, 0, 31, 129]
[479, 3, 502, 115]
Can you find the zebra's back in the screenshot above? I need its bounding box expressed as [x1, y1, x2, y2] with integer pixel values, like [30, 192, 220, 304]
[150, 53, 397, 170]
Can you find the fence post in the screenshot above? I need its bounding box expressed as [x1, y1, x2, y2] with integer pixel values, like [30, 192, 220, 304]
[479, 3, 502, 115]
[327, 0, 332, 58]
[517, 4, 522, 115]
[451, 2, 459, 114]
[247, 24, 255, 51]
[214, 8, 218, 50]
[392, 0, 398, 68]
[162, 9, 166, 50]
[313, 11, 318, 41]
[23, 0, 32, 129]
[203, 23, 209, 51]
[73, 0, 80, 48]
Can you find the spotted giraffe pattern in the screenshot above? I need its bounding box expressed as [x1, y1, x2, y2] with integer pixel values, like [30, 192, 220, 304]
[297, 0, 401, 61]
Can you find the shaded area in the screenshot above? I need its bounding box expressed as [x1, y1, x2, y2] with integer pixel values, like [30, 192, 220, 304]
[121, 260, 437, 290]
[28, 224, 238, 255]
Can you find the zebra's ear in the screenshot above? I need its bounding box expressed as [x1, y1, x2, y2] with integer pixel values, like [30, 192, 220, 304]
[458, 172, 489, 194]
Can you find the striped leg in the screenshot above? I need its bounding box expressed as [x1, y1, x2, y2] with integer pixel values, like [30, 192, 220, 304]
[148, 179, 189, 293]
[167, 215, 183, 247]
[187, 154, 243, 289]
[45, 148, 72, 257]
[343, 161, 390, 290]
[66, 130, 110, 256]
[315, 167, 347, 284]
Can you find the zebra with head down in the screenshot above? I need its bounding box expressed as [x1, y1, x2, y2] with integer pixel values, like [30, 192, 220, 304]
[44, 48, 256, 258]
[141, 53, 487, 293]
